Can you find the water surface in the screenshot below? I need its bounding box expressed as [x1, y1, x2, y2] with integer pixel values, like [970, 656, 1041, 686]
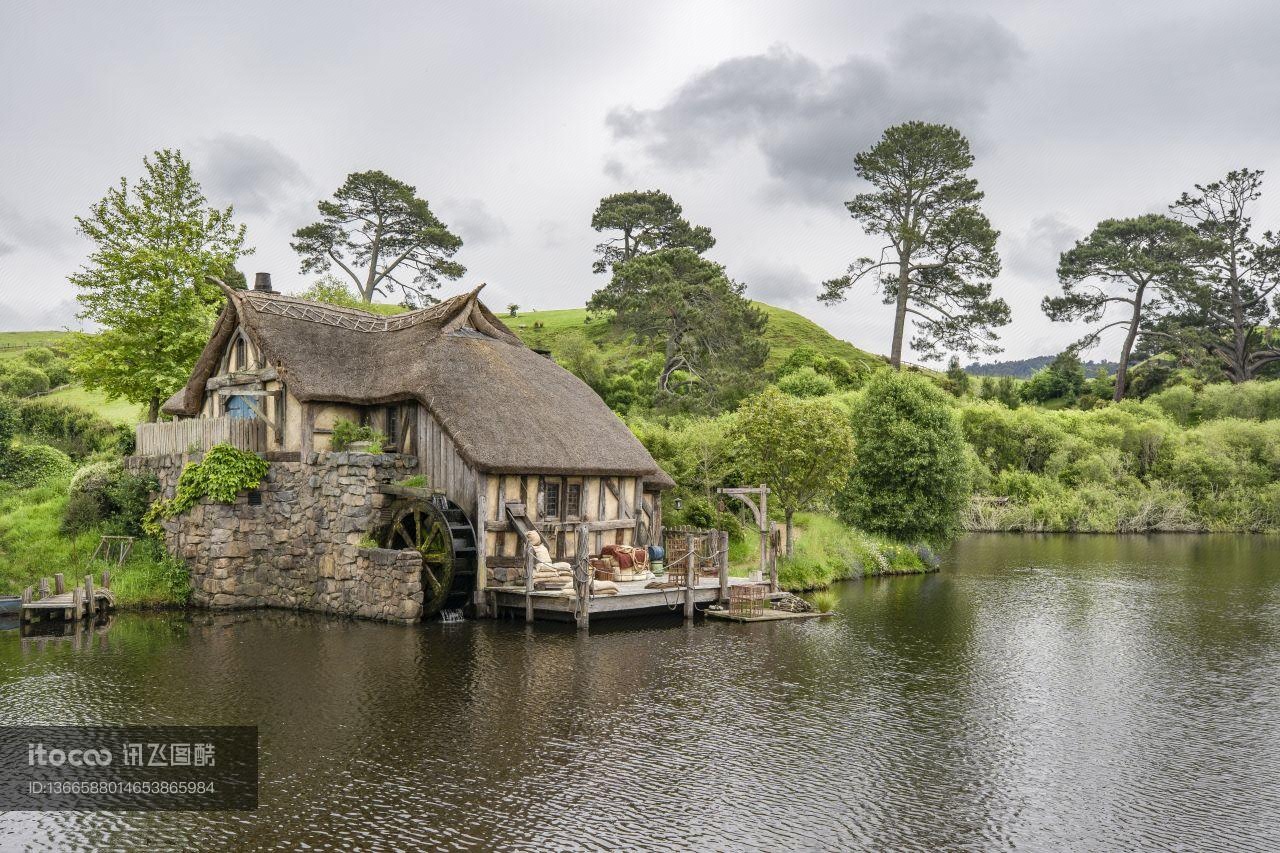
[2, 534, 1279, 851]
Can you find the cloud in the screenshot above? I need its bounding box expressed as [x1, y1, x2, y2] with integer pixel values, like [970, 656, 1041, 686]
[1003, 214, 1081, 283]
[193, 134, 312, 217]
[0, 199, 75, 258]
[606, 14, 1023, 203]
[740, 261, 816, 309]
[440, 197, 509, 246]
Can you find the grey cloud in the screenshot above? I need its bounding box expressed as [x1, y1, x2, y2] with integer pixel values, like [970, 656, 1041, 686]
[440, 198, 509, 246]
[1004, 214, 1081, 283]
[0, 200, 74, 257]
[194, 134, 311, 217]
[607, 14, 1023, 203]
[741, 261, 817, 309]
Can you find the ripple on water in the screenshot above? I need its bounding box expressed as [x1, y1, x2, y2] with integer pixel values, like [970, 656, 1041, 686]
[2, 534, 1280, 851]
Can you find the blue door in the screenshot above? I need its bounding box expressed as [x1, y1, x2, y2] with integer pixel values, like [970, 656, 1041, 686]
[226, 395, 256, 420]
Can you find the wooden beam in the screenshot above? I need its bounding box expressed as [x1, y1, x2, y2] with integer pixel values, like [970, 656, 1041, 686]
[484, 518, 638, 533]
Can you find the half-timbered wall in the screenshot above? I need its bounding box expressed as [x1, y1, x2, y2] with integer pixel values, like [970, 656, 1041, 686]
[417, 404, 478, 514]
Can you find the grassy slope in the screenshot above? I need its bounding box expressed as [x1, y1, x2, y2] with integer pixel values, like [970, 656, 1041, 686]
[508, 302, 887, 372]
[0, 331, 73, 360]
[42, 386, 144, 425]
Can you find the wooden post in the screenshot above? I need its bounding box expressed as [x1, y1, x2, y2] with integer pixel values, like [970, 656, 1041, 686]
[54, 573, 65, 595]
[102, 568, 111, 591]
[684, 533, 695, 620]
[38, 578, 50, 600]
[524, 540, 535, 624]
[575, 523, 590, 631]
[84, 575, 95, 617]
[20, 586, 32, 625]
[718, 529, 730, 604]
[474, 483, 489, 618]
[758, 484, 769, 584]
[770, 523, 780, 593]
[69, 587, 82, 621]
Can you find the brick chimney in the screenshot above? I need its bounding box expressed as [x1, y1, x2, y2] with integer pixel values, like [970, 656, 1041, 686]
[253, 272, 274, 293]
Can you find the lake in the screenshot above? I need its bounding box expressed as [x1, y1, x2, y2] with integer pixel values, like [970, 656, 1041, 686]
[3, 534, 1279, 851]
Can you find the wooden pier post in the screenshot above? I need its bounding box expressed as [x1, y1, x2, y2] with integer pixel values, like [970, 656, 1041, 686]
[684, 533, 695, 621]
[575, 523, 590, 631]
[54, 573, 65, 595]
[102, 568, 111, 591]
[20, 586, 32, 625]
[524, 540, 535, 623]
[769, 523, 780, 593]
[38, 578, 50, 600]
[84, 575, 95, 617]
[68, 587, 82, 621]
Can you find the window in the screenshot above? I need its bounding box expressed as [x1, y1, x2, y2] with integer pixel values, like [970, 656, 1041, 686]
[234, 338, 246, 371]
[565, 483, 582, 518]
[544, 481, 561, 518]
[386, 406, 400, 450]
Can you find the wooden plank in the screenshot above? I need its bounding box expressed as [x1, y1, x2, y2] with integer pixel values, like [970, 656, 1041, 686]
[684, 533, 695, 621]
[483, 518, 638, 533]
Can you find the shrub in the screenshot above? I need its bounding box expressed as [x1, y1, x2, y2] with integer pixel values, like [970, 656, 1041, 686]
[0, 364, 51, 398]
[777, 366, 836, 398]
[143, 444, 269, 535]
[5, 443, 76, 488]
[66, 459, 155, 536]
[15, 398, 132, 458]
[808, 590, 838, 613]
[839, 370, 969, 544]
[20, 347, 71, 387]
[330, 419, 386, 452]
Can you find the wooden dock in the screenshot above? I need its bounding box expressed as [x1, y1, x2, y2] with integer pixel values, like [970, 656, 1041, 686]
[20, 571, 115, 624]
[488, 576, 783, 622]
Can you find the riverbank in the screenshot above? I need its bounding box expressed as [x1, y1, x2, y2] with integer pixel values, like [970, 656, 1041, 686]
[773, 513, 931, 591]
[0, 479, 186, 607]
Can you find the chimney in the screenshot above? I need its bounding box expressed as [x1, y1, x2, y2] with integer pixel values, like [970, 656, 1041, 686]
[253, 272, 274, 293]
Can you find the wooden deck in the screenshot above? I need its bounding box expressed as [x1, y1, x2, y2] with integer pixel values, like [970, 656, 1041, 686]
[19, 571, 115, 624]
[488, 576, 781, 622]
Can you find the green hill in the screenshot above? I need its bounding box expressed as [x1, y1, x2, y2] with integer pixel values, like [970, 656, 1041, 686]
[506, 303, 887, 372]
[0, 330, 73, 360]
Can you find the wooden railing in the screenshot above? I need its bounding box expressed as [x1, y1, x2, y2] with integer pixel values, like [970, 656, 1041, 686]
[134, 415, 267, 457]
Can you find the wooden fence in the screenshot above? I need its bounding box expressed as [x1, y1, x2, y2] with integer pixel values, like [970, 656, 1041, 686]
[134, 415, 266, 456]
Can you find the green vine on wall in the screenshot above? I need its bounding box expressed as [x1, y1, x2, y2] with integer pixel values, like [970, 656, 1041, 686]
[143, 443, 270, 537]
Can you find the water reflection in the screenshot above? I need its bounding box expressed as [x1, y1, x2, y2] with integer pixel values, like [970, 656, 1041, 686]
[2, 535, 1279, 850]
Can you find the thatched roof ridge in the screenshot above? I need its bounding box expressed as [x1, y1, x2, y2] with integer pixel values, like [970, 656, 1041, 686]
[163, 286, 674, 485]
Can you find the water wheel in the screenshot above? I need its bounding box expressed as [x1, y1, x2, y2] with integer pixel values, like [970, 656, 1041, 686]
[379, 495, 477, 617]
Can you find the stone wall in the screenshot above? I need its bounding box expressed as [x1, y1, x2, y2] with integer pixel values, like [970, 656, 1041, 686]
[127, 451, 425, 623]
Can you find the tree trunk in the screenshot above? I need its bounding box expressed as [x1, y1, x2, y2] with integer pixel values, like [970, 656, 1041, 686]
[785, 510, 795, 558]
[1114, 289, 1145, 402]
[147, 396, 160, 423]
[889, 254, 911, 370]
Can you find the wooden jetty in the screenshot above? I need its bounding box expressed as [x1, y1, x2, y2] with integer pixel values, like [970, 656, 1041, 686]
[20, 570, 116, 624]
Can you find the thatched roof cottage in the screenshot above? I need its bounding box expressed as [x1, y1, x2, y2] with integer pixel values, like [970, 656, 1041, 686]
[137, 273, 673, 618]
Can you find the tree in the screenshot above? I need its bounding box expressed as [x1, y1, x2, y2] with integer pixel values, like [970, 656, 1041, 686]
[1161, 169, 1280, 382]
[507, 304, 520, 317]
[589, 248, 768, 410]
[296, 273, 362, 307]
[944, 356, 970, 397]
[1045, 215, 1195, 400]
[820, 122, 1009, 367]
[591, 190, 714, 274]
[70, 149, 248, 422]
[837, 370, 969, 544]
[292, 170, 464, 305]
[735, 387, 856, 556]
[1021, 350, 1087, 404]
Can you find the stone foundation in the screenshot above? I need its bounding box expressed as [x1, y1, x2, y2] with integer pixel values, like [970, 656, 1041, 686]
[128, 451, 425, 623]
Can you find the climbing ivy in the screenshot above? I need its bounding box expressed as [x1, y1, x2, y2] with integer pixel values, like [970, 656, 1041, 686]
[143, 443, 269, 536]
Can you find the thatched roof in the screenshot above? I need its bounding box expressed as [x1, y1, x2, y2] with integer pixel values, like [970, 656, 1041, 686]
[163, 285, 675, 486]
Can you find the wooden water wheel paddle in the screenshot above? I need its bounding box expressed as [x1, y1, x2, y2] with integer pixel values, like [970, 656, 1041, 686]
[379, 495, 477, 617]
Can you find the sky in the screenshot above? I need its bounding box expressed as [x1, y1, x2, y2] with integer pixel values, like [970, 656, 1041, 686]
[2, 0, 1279, 364]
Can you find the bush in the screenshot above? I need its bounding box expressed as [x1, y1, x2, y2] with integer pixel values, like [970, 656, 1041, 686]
[777, 366, 836, 398]
[0, 364, 51, 398]
[15, 398, 132, 458]
[143, 444, 269, 535]
[330, 419, 386, 452]
[839, 370, 970, 544]
[65, 459, 155, 536]
[20, 347, 71, 387]
[5, 443, 76, 488]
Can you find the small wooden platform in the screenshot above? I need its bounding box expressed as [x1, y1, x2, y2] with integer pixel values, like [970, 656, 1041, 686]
[705, 608, 833, 623]
[488, 576, 783, 622]
[20, 571, 115, 624]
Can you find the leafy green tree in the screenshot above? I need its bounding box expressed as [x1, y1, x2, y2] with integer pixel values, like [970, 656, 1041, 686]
[292, 170, 464, 305]
[297, 273, 362, 307]
[995, 375, 1021, 409]
[735, 387, 856, 555]
[1021, 350, 1088, 404]
[944, 356, 970, 397]
[838, 370, 969, 544]
[590, 190, 714, 274]
[1045, 214, 1195, 400]
[1159, 169, 1280, 382]
[70, 149, 248, 422]
[820, 122, 1009, 367]
[507, 304, 520, 317]
[589, 248, 767, 411]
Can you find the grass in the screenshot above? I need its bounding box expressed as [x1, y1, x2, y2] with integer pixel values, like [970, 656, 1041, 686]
[775, 512, 929, 592]
[0, 331, 73, 360]
[0, 479, 181, 607]
[507, 303, 888, 372]
[41, 385, 144, 425]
